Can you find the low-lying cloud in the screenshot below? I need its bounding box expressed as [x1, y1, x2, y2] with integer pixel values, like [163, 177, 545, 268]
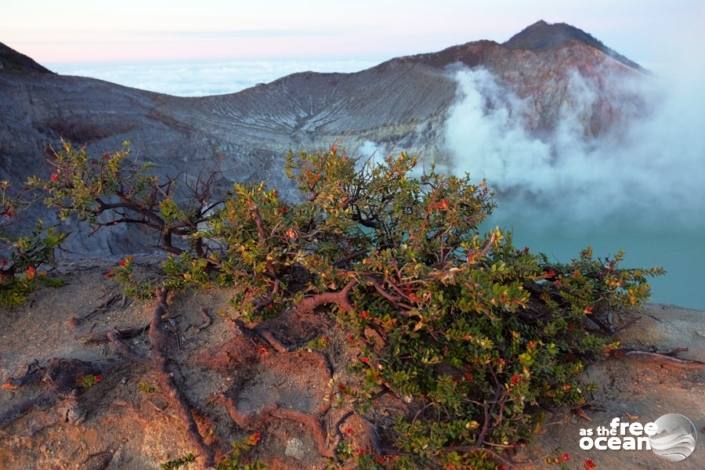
[50, 59, 377, 97]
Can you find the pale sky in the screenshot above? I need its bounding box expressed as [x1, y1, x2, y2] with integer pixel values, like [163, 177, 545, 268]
[2, 0, 704, 67]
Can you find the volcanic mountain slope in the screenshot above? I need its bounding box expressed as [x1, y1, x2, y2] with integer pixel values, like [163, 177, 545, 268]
[0, 21, 647, 254]
[0, 42, 52, 74]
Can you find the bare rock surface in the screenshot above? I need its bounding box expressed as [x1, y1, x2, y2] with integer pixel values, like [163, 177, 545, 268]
[0, 263, 703, 469]
[521, 305, 705, 469]
[234, 351, 331, 416]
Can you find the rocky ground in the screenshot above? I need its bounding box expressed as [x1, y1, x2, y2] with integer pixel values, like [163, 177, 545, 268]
[1, 262, 703, 469]
[522, 304, 705, 470]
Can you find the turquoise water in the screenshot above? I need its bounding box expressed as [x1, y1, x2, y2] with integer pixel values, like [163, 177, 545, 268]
[487, 217, 705, 310]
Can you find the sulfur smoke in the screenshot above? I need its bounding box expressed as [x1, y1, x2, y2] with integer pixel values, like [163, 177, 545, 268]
[443, 65, 705, 231]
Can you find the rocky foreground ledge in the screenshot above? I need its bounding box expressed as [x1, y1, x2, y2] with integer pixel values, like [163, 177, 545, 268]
[524, 304, 705, 469]
[0, 264, 703, 469]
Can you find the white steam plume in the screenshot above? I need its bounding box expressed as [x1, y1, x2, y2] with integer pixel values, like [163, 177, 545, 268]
[443, 66, 705, 231]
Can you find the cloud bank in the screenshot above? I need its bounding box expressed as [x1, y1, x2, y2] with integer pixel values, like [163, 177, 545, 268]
[51, 59, 376, 97]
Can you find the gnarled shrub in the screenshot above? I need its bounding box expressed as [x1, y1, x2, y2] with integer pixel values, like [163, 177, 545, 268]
[36, 143, 662, 467]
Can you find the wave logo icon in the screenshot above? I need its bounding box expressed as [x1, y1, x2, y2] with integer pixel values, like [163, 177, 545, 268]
[649, 413, 697, 462]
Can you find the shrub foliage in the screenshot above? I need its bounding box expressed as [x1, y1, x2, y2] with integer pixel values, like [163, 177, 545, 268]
[34, 142, 662, 467]
[0, 180, 65, 307]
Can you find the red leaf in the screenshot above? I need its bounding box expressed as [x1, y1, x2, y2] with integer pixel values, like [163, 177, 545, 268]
[247, 431, 261, 445]
[1, 382, 17, 391]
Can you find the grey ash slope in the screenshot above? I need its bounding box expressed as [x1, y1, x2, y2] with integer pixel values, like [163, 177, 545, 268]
[0, 42, 52, 74]
[0, 21, 646, 255]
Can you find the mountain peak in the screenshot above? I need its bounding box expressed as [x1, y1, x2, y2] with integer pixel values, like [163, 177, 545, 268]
[0, 41, 52, 74]
[504, 20, 642, 70]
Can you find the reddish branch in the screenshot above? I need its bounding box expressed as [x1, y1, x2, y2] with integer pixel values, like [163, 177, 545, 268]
[220, 393, 252, 429]
[253, 279, 280, 312]
[93, 194, 186, 255]
[269, 407, 334, 458]
[218, 323, 336, 460]
[231, 319, 287, 353]
[249, 203, 268, 245]
[51, 156, 223, 257]
[370, 280, 416, 313]
[466, 234, 496, 264]
[295, 280, 357, 315]
[257, 330, 288, 353]
[220, 397, 334, 458]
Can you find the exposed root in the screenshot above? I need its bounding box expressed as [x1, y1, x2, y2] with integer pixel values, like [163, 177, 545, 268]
[613, 347, 705, 370]
[81, 325, 147, 345]
[147, 288, 215, 468]
[268, 406, 334, 458]
[256, 329, 289, 353]
[219, 392, 335, 459]
[99, 289, 215, 468]
[233, 319, 289, 353]
[220, 393, 252, 429]
[217, 348, 337, 460]
[295, 280, 357, 315]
